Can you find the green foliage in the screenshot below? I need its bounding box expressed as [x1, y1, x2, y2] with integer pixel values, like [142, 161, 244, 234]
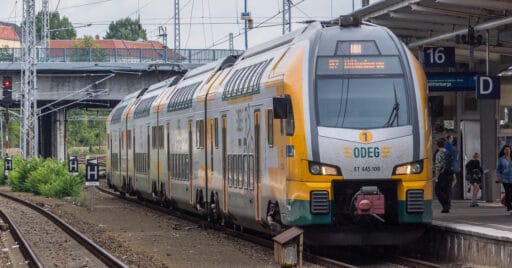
[7, 157, 83, 199]
[8, 156, 43, 192]
[104, 17, 147, 41]
[71, 35, 108, 62]
[0, 158, 5, 185]
[0, 45, 13, 61]
[66, 108, 108, 151]
[34, 11, 77, 41]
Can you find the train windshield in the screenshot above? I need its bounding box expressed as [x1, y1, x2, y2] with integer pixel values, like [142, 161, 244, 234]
[315, 77, 409, 129]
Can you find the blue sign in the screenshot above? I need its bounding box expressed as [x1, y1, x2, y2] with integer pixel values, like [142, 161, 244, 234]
[476, 75, 500, 100]
[423, 47, 455, 68]
[427, 73, 476, 92]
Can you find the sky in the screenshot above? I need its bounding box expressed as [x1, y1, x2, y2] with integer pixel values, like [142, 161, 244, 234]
[0, 0, 376, 50]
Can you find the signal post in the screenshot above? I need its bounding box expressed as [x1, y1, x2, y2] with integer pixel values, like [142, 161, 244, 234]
[2, 76, 13, 158]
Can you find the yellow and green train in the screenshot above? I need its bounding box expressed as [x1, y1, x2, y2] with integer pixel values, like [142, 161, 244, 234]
[107, 18, 432, 245]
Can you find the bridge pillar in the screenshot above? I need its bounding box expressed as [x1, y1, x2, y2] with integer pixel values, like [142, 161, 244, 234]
[39, 109, 66, 160]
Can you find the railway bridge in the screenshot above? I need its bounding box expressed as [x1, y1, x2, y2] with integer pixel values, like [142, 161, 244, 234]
[0, 48, 241, 159]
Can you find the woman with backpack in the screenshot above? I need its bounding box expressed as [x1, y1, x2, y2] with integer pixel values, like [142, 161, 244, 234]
[465, 153, 483, 207]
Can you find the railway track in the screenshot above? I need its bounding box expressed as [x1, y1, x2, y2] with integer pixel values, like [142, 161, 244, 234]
[98, 185, 440, 268]
[0, 191, 127, 268]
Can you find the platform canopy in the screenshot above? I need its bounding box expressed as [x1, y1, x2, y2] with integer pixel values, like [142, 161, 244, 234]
[349, 0, 512, 74]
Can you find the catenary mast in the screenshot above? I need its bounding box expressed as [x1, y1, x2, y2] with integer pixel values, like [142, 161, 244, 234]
[21, 0, 38, 158]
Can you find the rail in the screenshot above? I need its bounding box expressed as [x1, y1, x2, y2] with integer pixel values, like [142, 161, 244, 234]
[0, 47, 243, 65]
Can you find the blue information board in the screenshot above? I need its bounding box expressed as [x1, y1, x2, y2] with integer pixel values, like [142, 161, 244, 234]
[427, 73, 476, 92]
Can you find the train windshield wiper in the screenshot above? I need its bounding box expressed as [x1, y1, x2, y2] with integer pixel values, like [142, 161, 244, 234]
[383, 85, 399, 127]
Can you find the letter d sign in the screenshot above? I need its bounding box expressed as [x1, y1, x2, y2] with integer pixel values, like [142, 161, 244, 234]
[476, 75, 500, 100]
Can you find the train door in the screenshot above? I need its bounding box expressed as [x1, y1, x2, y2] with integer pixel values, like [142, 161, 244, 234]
[126, 129, 135, 192]
[222, 115, 228, 213]
[147, 126, 151, 193]
[116, 132, 120, 186]
[461, 120, 481, 200]
[254, 110, 261, 220]
[188, 120, 193, 204]
[207, 118, 215, 204]
[165, 123, 171, 200]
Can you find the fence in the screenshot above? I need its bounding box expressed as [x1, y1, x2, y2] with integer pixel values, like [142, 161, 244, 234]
[0, 47, 243, 65]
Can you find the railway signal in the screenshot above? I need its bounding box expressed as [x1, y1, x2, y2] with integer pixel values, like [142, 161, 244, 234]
[2, 76, 13, 106]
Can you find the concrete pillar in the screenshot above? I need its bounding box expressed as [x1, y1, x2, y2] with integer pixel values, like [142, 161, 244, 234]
[480, 100, 498, 202]
[54, 109, 66, 160]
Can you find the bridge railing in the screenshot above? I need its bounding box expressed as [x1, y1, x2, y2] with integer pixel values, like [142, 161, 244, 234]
[0, 47, 243, 64]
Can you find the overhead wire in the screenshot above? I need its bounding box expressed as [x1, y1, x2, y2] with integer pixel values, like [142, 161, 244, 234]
[58, 0, 113, 11]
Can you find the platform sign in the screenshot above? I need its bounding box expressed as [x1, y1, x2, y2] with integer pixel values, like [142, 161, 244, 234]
[85, 159, 99, 186]
[4, 157, 12, 176]
[423, 47, 455, 68]
[476, 75, 500, 100]
[427, 73, 476, 92]
[68, 156, 79, 175]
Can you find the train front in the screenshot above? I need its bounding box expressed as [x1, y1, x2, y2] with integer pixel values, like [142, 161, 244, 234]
[283, 22, 432, 245]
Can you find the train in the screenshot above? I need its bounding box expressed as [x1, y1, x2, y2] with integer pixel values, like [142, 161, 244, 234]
[106, 17, 432, 246]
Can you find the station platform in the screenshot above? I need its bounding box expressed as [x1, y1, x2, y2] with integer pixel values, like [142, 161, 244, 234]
[408, 199, 512, 267]
[432, 199, 512, 238]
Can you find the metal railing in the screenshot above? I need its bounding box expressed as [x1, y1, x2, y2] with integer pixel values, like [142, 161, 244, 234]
[0, 47, 243, 64]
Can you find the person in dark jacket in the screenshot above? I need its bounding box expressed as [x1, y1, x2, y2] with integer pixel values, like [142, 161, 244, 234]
[465, 152, 483, 207]
[434, 138, 451, 213]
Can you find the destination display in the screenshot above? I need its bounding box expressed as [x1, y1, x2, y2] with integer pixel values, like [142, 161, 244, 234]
[317, 56, 402, 75]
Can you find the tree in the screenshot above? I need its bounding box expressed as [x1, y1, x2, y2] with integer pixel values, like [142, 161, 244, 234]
[71, 35, 107, 62]
[104, 17, 147, 41]
[35, 11, 77, 41]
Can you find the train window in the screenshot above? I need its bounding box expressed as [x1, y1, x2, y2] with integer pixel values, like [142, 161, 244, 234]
[134, 96, 157, 118]
[266, 109, 274, 146]
[151, 127, 156, 149]
[158, 126, 164, 149]
[242, 65, 259, 95]
[238, 155, 244, 188]
[243, 155, 248, 190]
[228, 155, 233, 186]
[196, 120, 205, 148]
[316, 78, 409, 129]
[255, 59, 272, 89]
[214, 118, 219, 148]
[167, 82, 201, 112]
[235, 155, 239, 187]
[235, 66, 250, 95]
[248, 155, 254, 190]
[110, 105, 127, 124]
[335, 41, 380, 56]
[126, 130, 131, 150]
[224, 69, 241, 96]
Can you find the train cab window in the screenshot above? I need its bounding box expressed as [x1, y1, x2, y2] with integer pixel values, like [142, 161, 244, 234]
[196, 120, 205, 148]
[316, 78, 409, 129]
[266, 109, 274, 147]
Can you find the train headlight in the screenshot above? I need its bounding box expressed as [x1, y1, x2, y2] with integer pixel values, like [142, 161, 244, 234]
[308, 161, 341, 176]
[393, 160, 423, 175]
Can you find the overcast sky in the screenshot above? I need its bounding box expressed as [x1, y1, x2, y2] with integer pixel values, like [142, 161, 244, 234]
[0, 0, 375, 50]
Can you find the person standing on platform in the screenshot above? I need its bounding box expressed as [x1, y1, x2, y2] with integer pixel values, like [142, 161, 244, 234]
[465, 152, 483, 207]
[434, 138, 451, 213]
[496, 145, 512, 214]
